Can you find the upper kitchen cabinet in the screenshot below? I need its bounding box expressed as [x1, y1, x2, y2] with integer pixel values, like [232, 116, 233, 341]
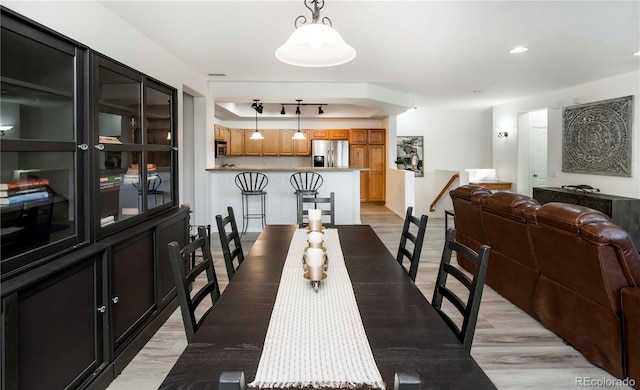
[91, 53, 177, 237]
[368, 129, 385, 144]
[0, 8, 88, 277]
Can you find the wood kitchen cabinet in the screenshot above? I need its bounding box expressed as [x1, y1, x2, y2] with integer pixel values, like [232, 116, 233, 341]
[329, 129, 349, 140]
[262, 130, 279, 156]
[243, 129, 262, 156]
[311, 129, 329, 139]
[228, 129, 245, 156]
[279, 130, 295, 156]
[368, 129, 385, 144]
[350, 145, 369, 202]
[350, 129, 386, 203]
[294, 130, 311, 156]
[368, 145, 386, 202]
[350, 129, 367, 145]
[214, 125, 229, 142]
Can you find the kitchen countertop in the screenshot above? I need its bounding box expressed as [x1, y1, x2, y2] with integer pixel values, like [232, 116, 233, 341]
[469, 180, 512, 190]
[207, 166, 369, 172]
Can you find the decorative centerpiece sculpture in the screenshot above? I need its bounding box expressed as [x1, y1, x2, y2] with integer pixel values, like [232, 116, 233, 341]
[303, 209, 328, 292]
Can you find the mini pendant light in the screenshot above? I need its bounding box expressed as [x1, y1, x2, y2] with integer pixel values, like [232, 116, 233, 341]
[250, 99, 264, 140]
[276, 0, 355, 67]
[292, 100, 306, 140]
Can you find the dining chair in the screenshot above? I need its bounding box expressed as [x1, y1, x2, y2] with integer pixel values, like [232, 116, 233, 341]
[396, 206, 428, 282]
[432, 228, 491, 353]
[188, 223, 211, 269]
[167, 226, 221, 343]
[290, 171, 323, 197]
[297, 192, 335, 228]
[216, 206, 245, 282]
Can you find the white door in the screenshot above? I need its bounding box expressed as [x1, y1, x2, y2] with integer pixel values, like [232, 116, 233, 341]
[531, 126, 548, 190]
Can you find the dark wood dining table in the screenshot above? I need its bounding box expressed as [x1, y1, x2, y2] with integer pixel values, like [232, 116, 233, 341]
[159, 225, 496, 389]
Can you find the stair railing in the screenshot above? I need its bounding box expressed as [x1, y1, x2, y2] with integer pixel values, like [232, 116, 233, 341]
[429, 173, 459, 212]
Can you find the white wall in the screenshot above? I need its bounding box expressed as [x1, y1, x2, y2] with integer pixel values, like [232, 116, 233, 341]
[4, 1, 212, 222]
[493, 71, 640, 197]
[396, 109, 493, 217]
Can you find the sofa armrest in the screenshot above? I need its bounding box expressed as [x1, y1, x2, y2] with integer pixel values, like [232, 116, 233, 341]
[622, 287, 640, 384]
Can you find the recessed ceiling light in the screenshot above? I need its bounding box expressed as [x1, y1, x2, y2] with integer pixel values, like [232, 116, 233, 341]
[473, 90, 482, 95]
[634, 51, 640, 56]
[509, 47, 528, 54]
[208, 73, 226, 77]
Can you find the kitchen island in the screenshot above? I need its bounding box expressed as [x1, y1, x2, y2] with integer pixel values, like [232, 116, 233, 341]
[207, 167, 365, 232]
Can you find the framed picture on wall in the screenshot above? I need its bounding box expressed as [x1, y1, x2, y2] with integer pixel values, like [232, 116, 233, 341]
[396, 136, 424, 177]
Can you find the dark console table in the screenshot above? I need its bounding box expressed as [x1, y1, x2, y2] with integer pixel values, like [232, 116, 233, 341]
[533, 187, 640, 250]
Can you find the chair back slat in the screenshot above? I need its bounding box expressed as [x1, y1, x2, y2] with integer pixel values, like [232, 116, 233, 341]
[235, 172, 268, 192]
[290, 171, 324, 195]
[297, 192, 335, 227]
[432, 228, 491, 352]
[396, 206, 429, 282]
[167, 226, 221, 343]
[216, 206, 245, 281]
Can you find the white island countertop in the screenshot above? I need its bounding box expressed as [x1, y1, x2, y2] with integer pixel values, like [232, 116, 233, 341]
[207, 166, 368, 172]
[206, 168, 362, 232]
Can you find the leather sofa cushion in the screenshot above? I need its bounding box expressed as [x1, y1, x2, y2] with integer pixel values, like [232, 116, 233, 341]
[532, 202, 610, 233]
[484, 192, 540, 222]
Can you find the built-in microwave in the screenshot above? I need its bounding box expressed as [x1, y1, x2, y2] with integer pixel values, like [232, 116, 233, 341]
[215, 141, 227, 157]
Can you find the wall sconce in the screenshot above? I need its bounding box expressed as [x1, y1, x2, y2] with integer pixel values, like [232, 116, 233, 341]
[496, 128, 509, 138]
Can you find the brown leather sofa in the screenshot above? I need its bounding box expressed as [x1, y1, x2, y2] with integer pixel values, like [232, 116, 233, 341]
[450, 185, 640, 384]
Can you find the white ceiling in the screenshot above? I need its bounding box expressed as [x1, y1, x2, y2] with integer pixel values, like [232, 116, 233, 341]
[100, 1, 640, 120]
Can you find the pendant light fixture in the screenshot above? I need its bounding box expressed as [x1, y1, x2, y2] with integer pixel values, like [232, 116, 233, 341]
[276, 0, 356, 67]
[292, 100, 307, 140]
[250, 99, 264, 140]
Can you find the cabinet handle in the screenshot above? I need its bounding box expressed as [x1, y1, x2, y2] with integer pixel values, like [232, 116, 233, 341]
[97, 305, 106, 313]
[112, 296, 119, 304]
[94, 144, 105, 151]
[533, 174, 538, 177]
[77, 143, 89, 151]
[172, 147, 178, 151]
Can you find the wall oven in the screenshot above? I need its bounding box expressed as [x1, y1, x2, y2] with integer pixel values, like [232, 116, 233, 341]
[215, 141, 227, 157]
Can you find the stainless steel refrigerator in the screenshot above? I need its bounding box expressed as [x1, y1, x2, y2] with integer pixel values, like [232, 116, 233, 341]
[312, 140, 350, 168]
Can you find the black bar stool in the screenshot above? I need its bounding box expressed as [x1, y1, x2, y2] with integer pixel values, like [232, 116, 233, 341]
[234, 172, 268, 235]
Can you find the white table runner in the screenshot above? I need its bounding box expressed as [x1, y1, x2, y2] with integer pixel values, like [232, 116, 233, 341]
[248, 228, 386, 389]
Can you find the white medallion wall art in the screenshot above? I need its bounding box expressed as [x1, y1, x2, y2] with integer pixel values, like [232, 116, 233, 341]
[562, 95, 633, 177]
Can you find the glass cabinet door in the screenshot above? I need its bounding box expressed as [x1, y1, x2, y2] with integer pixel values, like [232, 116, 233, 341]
[93, 55, 176, 235]
[145, 84, 174, 210]
[94, 56, 143, 230]
[0, 12, 86, 274]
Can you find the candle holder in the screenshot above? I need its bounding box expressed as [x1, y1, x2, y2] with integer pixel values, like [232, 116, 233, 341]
[303, 247, 327, 292]
[304, 267, 327, 292]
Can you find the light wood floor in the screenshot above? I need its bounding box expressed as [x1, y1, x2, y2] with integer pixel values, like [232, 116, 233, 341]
[107, 204, 631, 390]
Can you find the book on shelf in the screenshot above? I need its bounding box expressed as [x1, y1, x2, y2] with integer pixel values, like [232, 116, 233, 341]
[0, 186, 48, 197]
[0, 179, 50, 191]
[98, 135, 122, 144]
[100, 215, 116, 227]
[0, 190, 49, 205]
[99, 181, 120, 190]
[99, 174, 122, 183]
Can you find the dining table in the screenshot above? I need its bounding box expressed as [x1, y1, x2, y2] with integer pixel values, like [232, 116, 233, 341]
[159, 225, 496, 389]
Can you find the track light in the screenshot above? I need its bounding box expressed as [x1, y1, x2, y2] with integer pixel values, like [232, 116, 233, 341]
[281, 105, 286, 115]
[251, 99, 263, 114]
[295, 105, 301, 115]
[318, 105, 324, 115]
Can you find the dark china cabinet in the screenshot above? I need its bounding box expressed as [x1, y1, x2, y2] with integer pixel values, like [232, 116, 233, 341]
[0, 8, 89, 278]
[1, 8, 188, 390]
